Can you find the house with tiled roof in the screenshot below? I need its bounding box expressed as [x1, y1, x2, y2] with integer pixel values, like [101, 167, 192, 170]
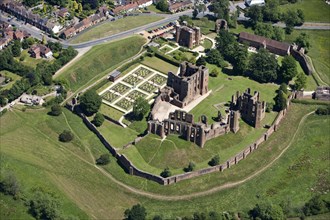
[29, 44, 53, 59]
[110, 2, 139, 15]
[238, 32, 291, 56]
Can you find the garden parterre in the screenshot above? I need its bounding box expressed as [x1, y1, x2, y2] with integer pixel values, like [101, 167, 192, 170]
[99, 65, 168, 114]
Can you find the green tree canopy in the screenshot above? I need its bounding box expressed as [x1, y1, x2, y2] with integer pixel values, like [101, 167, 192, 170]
[50, 104, 62, 116]
[209, 155, 220, 166]
[96, 153, 110, 165]
[92, 112, 105, 127]
[124, 204, 147, 220]
[294, 32, 310, 50]
[156, 0, 169, 12]
[274, 90, 287, 111]
[248, 48, 278, 83]
[160, 167, 171, 178]
[250, 203, 285, 220]
[11, 40, 22, 57]
[206, 49, 224, 67]
[132, 97, 149, 120]
[79, 90, 102, 116]
[279, 55, 298, 83]
[59, 130, 74, 142]
[294, 72, 307, 91]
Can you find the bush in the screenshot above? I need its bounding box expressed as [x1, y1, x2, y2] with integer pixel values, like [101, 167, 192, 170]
[303, 196, 328, 216]
[79, 90, 102, 116]
[208, 155, 220, 166]
[124, 204, 147, 220]
[315, 106, 330, 115]
[184, 162, 195, 172]
[0, 171, 20, 198]
[92, 112, 105, 127]
[50, 104, 62, 116]
[210, 68, 220, 77]
[96, 154, 110, 165]
[59, 130, 74, 142]
[266, 102, 274, 113]
[160, 167, 171, 178]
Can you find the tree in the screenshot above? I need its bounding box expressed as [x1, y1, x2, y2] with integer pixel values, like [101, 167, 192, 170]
[232, 44, 248, 75]
[250, 203, 285, 220]
[262, 0, 280, 22]
[208, 155, 220, 166]
[79, 90, 102, 116]
[153, 215, 163, 220]
[124, 204, 147, 220]
[160, 167, 171, 178]
[279, 55, 297, 83]
[50, 104, 62, 116]
[303, 196, 327, 216]
[210, 0, 229, 20]
[92, 112, 105, 127]
[274, 90, 287, 111]
[206, 49, 224, 67]
[156, 0, 169, 12]
[29, 188, 61, 220]
[279, 83, 288, 94]
[132, 97, 149, 120]
[248, 48, 278, 83]
[254, 23, 274, 39]
[273, 26, 284, 41]
[184, 162, 195, 172]
[295, 72, 307, 91]
[59, 130, 74, 142]
[96, 154, 110, 165]
[294, 32, 310, 51]
[215, 30, 236, 59]
[192, 8, 199, 19]
[283, 9, 304, 34]
[0, 171, 20, 198]
[245, 5, 263, 26]
[11, 40, 21, 57]
[196, 56, 206, 66]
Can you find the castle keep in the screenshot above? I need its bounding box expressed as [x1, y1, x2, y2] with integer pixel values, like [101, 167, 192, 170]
[175, 22, 201, 49]
[231, 89, 266, 128]
[158, 61, 209, 108]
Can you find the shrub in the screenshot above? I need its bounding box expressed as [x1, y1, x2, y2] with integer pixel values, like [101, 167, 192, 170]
[0, 171, 20, 198]
[160, 167, 171, 178]
[92, 112, 105, 127]
[124, 204, 147, 220]
[96, 154, 110, 165]
[315, 106, 330, 115]
[209, 155, 220, 166]
[50, 104, 62, 116]
[184, 162, 195, 172]
[266, 102, 274, 113]
[59, 130, 74, 142]
[210, 68, 220, 77]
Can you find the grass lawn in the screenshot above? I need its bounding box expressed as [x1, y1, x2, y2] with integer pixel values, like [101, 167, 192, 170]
[285, 30, 330, 85]
[70, 16, 163, 43]
[202, 38, 213, 49]
[98, 119, 138, 148]
[230, 23, 254, 35]
[159, 45, 173, 53]
[142, 56, 178, 74]
[188, 18, 215, 35]
[56, 36, 146, 92]
[279, 0, 330, 23]
[0, 193, 34, 220]
[16, 50, 44, 68]
[0, 70, 21, 91]
[190, 63, 279, 123]
[144, 4, 164, 14]
[99, 103, 123, 121]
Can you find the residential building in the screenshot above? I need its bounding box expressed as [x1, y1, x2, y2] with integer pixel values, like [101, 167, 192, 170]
[29, 44, 53, 59]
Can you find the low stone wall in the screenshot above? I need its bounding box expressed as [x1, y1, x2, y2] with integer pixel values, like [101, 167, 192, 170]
[76, 96, 293, 185]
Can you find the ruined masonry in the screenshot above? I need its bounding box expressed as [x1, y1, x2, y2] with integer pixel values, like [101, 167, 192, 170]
[175, 21, 201, 49]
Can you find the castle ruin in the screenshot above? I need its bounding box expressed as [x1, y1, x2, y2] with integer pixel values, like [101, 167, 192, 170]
[230, 88, 266, 128]
[175, 21, 201, 49]
[157, 61, 209, 108]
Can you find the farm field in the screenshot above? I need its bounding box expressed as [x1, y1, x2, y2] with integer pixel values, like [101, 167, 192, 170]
[56, 36, 146, 92]
[285, 30, 330, 85]
[279, 0, 330, 23]
[70, 16, 164, 43]
[1, 103, 329, 219]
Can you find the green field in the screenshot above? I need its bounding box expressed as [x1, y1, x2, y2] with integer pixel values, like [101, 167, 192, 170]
[15, 50, 44, 68]
[56, 36, 146, 92]
[285, 30, 330, 85]
[70, 16, 163, 43]
[0, 70, 21, 91]
[142, 56, 179, 74]
[279, 0, 330, 23]
[1, 102, 329, 219]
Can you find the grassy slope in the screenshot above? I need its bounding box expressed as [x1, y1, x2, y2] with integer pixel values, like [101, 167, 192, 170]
[285, 30, 330, 85]
[70, 16, 163, 44]
[1, 104, 329, 219]
[56, 36, 146, 92]
[0, 108, 141, 219]
[279, 0, 330, 23]
[142, 56, 179, 74]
